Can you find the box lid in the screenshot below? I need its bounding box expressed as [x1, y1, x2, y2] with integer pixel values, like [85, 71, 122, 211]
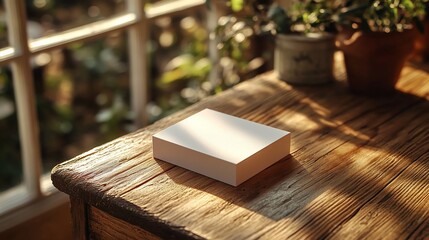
[153, 109, 290, 164]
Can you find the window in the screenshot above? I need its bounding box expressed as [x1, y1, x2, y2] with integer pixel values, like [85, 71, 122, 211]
[0, 0, 211, 223]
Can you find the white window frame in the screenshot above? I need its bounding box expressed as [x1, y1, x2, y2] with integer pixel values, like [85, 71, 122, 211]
[0, 0, 209, 231]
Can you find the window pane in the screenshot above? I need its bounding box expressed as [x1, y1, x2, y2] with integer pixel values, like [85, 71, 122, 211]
[0, 0, 9, 48]
[0, 65, 23, 193]
[146, 7, 271, 123]
[148, 11, 211, 122]
[36, 32, 131, 172]
[25, 0, 125, 38]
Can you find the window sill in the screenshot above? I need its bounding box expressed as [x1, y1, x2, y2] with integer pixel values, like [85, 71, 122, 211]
[0, 175, 69, 232]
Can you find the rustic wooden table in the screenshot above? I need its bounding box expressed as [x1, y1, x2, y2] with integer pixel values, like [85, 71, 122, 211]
[52, 55, 429, 240]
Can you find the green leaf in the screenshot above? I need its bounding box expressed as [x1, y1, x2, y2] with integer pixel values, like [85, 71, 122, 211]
[231, 0, 244, 12]
[402, 0, 414, 11]
[268, 6, 292, 33]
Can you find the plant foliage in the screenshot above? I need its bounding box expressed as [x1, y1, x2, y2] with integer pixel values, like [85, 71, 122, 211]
[228, 0, 429, 33]
[339, 0, 429, 32]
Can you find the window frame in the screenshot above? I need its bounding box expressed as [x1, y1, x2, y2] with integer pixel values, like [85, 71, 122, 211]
[0, 0, 208, 226]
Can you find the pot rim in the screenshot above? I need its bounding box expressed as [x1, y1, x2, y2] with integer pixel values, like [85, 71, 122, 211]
[338, 27, 417, 37]
[277, 32, 335, 42]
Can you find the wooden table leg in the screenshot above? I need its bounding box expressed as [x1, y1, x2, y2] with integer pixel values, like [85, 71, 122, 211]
[70, 197, 88, 240]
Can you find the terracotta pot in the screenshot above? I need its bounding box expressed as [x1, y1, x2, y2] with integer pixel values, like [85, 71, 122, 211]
[411, 18, 429, 61]
[422, 19, 429, 60]
[337, 29, 417, 95]
[275, 33, 335, 85]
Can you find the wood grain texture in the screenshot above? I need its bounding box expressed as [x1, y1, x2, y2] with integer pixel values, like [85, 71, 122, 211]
[70, 197, 88, 240]
[52, 53, 429, 239]
[88, 206, 160, 240]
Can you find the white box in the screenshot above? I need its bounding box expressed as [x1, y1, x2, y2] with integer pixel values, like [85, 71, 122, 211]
[152, 109, 291, 186]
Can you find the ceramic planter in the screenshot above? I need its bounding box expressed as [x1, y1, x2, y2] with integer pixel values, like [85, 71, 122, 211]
[337, 29, 417, 95]
[275, 33, 335, 85]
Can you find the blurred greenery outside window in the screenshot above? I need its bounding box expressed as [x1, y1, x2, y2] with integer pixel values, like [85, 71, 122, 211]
[0, 0, 272, 194]
[0, 65, 23, 192]
[0, 0, 131, 194]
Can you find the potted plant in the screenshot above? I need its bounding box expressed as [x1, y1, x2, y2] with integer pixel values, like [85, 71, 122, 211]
[228, 0, 338, 85]
[269, 1, 338, 85]
[336, 0, 428, 95]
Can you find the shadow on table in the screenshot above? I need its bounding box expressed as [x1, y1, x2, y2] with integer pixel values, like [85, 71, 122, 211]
[408, 60, 429, 73]
[159, 154, 322, 222]
[271, 73, 429, 238]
